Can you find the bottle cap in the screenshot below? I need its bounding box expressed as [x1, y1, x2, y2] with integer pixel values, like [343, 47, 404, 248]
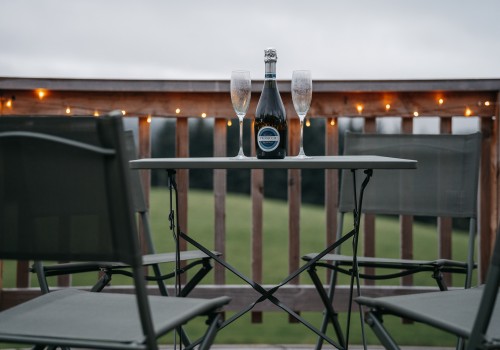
[264, 48, 277, 62]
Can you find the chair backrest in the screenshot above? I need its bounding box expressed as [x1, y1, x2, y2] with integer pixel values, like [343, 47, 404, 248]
[0, 116, 140, 266]
[468, 227, 500, 349]
[123, 130, 156, 254]
[339, 132, 481, 218]
[124, 131, 148, 213]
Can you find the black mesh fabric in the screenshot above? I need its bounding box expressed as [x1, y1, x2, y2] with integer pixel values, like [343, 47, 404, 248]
[0, 116, 139, 265]
[339, 132, 481, 217]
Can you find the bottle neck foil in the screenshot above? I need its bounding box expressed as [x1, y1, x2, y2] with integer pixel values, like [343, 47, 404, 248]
[265, 61, 277, 80]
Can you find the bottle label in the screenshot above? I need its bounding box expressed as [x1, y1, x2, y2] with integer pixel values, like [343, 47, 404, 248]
[257, 126, 280, 152]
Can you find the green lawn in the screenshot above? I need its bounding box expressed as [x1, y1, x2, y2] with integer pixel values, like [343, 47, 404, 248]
[8, 188, 475, 347]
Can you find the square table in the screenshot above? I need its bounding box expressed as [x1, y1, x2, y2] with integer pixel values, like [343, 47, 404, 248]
[130, 155, 417, 349]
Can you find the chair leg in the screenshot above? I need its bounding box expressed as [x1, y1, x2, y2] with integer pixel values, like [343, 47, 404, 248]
[180, 258, 213, 297]
[32, 261, 50, 294]
[151, 263, 193, 347]
[308, 266, 345, 350]
[197, 312, 223, 350]
[90, 271, 112, 292]
[432, 268, 448, 291]
[365, 311, 400, 350]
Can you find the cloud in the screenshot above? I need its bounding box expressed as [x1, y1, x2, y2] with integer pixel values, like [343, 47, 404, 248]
[1, 0, 499, 79]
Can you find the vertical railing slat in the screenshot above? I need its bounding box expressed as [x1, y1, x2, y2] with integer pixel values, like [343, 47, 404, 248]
[251, 122, 264, 323]
[480, 116, 494, 282]
[16, 261, 30, 289]
[213, 118, 227, 285]
[176, 118, 189, 256]
[325, 118, 339, 282]
[493, 93, 500, 272]
[401, 117, 414, 288]
[138, 117, 151, 255]
[288, 118, 301, 322]
[363, 117, 376, 285]
[438, 117, 453, 286]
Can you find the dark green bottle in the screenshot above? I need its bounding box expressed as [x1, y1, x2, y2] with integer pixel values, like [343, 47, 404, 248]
[255, 48, 287, 159]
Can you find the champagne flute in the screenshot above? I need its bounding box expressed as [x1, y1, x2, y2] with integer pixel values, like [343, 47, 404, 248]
[230, 70, 251, 159]
[291, 70, 312, 158]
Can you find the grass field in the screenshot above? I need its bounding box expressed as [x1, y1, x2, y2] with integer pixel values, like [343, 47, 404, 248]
[5, 188, 475, 347]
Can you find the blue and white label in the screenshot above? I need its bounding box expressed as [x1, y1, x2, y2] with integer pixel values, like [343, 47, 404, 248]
[257, 126, 280, 152]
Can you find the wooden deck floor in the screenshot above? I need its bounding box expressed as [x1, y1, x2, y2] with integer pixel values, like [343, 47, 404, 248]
[161, 346, 454, 350]
[5, 346, 455, 350]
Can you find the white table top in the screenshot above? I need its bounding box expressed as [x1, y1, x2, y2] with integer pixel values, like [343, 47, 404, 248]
[130, 155, 417, 170]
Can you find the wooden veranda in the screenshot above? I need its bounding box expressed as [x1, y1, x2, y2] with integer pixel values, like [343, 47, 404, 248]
[0, 77, 499, 315]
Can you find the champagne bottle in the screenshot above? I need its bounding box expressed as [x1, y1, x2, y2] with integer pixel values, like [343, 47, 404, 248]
[255, 48, 287, 159]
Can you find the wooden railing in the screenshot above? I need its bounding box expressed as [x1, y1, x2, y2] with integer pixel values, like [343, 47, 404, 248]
[0, 77, 499, 314]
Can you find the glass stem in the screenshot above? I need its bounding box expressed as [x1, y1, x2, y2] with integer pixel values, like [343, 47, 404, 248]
[299, 117, 305, 156]
[238, 117, 244, 156]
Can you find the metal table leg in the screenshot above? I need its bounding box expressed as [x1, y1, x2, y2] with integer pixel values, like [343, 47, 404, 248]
[166, 168, 373, 350]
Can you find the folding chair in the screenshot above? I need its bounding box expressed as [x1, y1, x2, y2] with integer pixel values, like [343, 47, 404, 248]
[0, 116, 230, 350]
[357, 226, 500, 350]
[303, 132, 482, 348]
[32, 130, 221, 299]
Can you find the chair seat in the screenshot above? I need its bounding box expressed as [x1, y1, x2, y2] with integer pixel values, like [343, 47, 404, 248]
[356, 286, 499, 343]
[42, 250, 221, 274]
[142, 250, 221, 265]
[0, 288, 230, 347]
[302, 253, 470, 270]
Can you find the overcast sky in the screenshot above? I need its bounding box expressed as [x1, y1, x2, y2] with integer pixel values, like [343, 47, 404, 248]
[1, 0, 500, 81]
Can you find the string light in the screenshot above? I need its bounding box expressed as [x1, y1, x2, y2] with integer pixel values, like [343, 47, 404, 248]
[147, 115, 152, 123]
[356, 104, 363, 114]
[306, 118, 311, 127]
[227, 120, 232, 127]
[36, 89, 47, 100]
[2, 91, 496, 120]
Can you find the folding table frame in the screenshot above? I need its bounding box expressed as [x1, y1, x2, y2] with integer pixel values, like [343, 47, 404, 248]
[130, 156, 417, 350]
